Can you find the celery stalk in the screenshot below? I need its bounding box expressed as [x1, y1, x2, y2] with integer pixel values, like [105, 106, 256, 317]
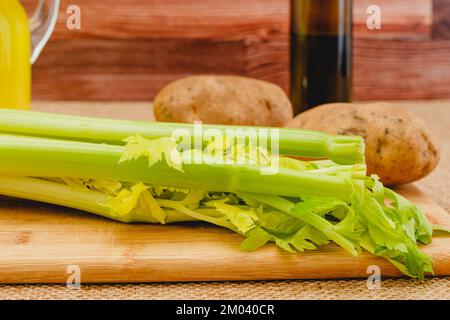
[0, 109, 365, 164]
[0, 176, 199, 223]
[0, 134, 358, 200]
[0, 118, 439, 279]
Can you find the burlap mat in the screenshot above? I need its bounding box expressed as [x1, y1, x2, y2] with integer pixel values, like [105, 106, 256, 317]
[0, 101, 448, 300]
[0, 278, 449, 300]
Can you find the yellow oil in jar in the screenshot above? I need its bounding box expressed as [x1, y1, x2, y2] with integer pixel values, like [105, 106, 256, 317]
[0, 0, 31, 110]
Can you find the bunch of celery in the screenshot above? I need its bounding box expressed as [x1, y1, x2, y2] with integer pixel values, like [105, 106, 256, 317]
[0, 109, 445, 279]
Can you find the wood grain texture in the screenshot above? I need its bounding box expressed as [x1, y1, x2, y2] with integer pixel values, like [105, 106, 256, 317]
[23, 0, 432, 40]
[25, 0, 289, 100]
[353, 0, 432, 39]
[23, 0, 289, 40]
[353, 38, 450, 100]
[0, 184, 448, 284]
[32, 38, 247, 101]
[20, 0, 450, 101]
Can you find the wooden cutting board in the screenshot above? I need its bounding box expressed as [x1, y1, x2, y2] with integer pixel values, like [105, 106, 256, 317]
[0, 185, 448, 284]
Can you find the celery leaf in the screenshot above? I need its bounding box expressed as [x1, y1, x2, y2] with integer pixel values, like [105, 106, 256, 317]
[120, 135, 183, 172]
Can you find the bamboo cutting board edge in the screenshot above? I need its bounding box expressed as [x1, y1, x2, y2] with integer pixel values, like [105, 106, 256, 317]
[0, 184, 448, 284]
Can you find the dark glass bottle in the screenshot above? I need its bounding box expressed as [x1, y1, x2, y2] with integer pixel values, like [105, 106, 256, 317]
[290, 0, 352, 114]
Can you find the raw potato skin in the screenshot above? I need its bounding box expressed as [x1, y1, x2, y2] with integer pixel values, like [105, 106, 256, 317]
[286, 103, 441, 186]
[154, 76, 293, 126]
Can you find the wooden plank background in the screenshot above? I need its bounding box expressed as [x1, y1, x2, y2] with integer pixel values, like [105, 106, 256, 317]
[22, 0, 450, 101]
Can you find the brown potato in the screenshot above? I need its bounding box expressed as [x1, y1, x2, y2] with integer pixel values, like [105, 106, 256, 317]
[286, 102, 441, 186]
[154, 76, 293, 126]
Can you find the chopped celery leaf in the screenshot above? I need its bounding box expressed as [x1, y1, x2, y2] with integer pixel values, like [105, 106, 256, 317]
[240, 228, 272, 251]
[120, 135, 183, 172]
[206, 200, 259, 233]
[104, 182, 148, 217]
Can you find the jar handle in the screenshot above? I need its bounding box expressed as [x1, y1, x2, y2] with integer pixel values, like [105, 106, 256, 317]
[30, 0, 60, 65]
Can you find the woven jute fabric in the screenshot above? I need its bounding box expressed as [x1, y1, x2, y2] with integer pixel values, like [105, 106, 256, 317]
[0, 101, 448, 300]
[0, 278, 449, 300]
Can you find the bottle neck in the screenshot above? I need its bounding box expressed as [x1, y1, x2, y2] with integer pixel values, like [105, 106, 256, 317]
[291, 0, 352, 36]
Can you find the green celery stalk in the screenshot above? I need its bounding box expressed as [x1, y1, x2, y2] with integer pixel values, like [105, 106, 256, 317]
[0, 109, 365, 165]
[0, 134, 359, 201]
[0, 176, 200, 223]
